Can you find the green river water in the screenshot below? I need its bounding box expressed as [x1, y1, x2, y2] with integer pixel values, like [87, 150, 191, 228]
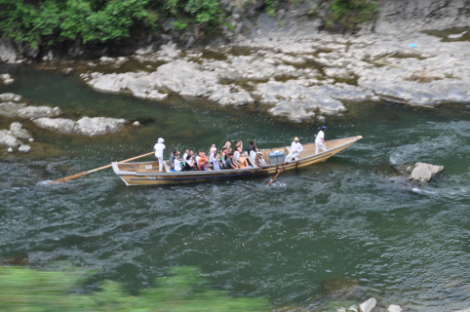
[1, 66, 470, 311]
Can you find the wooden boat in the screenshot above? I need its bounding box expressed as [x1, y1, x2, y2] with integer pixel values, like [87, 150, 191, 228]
[111, 135, 362, 186]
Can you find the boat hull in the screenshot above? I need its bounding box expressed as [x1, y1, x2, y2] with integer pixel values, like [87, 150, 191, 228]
[112, 135, 362, 186]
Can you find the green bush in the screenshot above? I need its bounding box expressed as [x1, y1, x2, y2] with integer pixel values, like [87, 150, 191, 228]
[0, 0, 223, 49]
[0, 265, 268, 311]
[328, 0, 379, 30]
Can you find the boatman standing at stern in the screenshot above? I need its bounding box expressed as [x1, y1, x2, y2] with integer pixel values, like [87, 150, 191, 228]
[154, 137, 166, 172]
[285, 136, 303, 163]
[315, 126, 327, 154]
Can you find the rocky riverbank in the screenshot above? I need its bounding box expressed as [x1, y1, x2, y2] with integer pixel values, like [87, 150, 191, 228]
[77, 28, 470, 123]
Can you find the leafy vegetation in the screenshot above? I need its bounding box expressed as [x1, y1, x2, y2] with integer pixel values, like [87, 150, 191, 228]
[0, 0, 222, 49]
[327, 0, 379, 30]
[0, 0, 381, 50]
[0, 265, 268, 311]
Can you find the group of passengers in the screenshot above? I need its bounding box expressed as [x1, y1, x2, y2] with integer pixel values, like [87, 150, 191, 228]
[154, 127, 328, 173]
[176, 140, 268, 172]
[154, 138, 267, 173]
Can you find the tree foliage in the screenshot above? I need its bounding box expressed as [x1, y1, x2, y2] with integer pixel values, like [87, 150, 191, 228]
[0, 0, 222, 49]
[328, 0, 379, 30]
[0, 265, 268, 311]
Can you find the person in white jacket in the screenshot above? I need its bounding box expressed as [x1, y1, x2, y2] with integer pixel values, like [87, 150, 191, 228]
[315, 126, 327, 154]
[154, 137, 166, 172]
[285, 137, 303, 163]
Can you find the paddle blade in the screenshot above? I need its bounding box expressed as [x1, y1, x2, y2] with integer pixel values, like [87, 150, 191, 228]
[48, 172, 89, 184]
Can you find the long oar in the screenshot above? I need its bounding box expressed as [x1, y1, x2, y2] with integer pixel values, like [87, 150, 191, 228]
[268, 162, 287, 186]
[48, 151, 154, 184]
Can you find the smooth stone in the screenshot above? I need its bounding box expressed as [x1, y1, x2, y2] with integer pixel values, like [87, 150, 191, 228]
[348, 304, 358, 312]
[33, 118, 77, 134]
[0, 129, 21, 147]
[0, 93, 22, 102]
[28, 138, 34, 142]
[409, 162, 444, 183]
[18, 144, 31, 153]
[0, 101, 61, 119]
[132, 121, 141, 126]
[7, 147, 13, 152]
[359, 297, 376, 312]
[76, 117, 127, 137]
[10, 122, 32, 140]
[448, 31, 467, 39]
[387, 304, 402, 312]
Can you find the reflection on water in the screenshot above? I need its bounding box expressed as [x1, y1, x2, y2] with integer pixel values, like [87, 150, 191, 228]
[1, 67, 470, 311]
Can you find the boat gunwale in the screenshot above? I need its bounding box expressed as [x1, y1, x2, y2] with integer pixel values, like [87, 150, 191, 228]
[112, 135, 362, 177]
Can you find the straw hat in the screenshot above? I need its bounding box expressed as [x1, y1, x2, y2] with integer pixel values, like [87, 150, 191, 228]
[294, 137, 299, 141]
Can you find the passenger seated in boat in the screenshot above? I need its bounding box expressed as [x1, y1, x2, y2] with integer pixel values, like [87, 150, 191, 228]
[210, 151, 221, 171]
[197, 152, 208, 170]
[225, 153, 239, 170]
[220, 146, 228, 168]
[174, 152, 182, 172]
[183, 149, 189, 161]
[285, 137, 303, 163]
[239, 153, 250, 169]
[255, 152, 267, 167]
[184, 155, 197, 171]
[169, 150, 177, 172]
[247, 140, 256, 155]
[234, 140, 243, 155]
[250, 146, 258, 162]
[225, 141, 232, 154]
[233, 146, 242, 164]
[199, 159, 208, 171]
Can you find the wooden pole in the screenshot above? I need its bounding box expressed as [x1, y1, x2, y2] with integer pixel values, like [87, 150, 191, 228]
[268, 162, 287, 186]
[48, 151, 155, 184]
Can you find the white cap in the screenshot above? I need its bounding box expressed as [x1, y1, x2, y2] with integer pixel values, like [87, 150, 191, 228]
[158, 137, 164, 143]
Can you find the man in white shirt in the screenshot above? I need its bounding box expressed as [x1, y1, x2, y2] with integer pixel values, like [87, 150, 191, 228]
[154, 137, 166, 172]
[285, 136, 303, 163]
[315, 126, 327, 154]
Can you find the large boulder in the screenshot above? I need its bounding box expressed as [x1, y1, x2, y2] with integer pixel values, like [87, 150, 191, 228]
[408, 162, 444, 183]
[0, 129, 22, 147]
[359, 297, 376, 312]
[33, 118, 77, 134]
[393, 162, 444, 184]
[33, 117, 128, 137]
[1, 73, 14, 85]
[0, 40, 17, 63]
[76, 117, 127, 137]
[0, 101, 61, 119]
[9, 122, 32, 140]
[0, 93, 22, 102]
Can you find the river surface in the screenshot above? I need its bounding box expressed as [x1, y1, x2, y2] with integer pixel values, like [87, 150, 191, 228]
[1, 66, 470, 311]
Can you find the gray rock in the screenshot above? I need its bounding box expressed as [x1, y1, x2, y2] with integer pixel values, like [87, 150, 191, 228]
[76, 117, 127, 137]
[0, 93, 22, 102]
[409, 162, 444, 183]
[455, 308, 470, 312]
[18, 144, 31, 153]
[0, 40, 17, 63]
[1, 73, 14, 85]
[7, 147, 13, 153]
[132, 121, 141, 126]
[359, 297, 376, 312]
[0, 129, 21, 147]
[33, 117, 127, 137]
[9, 122, 32, 140]
[254, 81, 346, 121]
[0, 101, 61, 119]
[387, 304, 402, 312]
[33, 118, 77, 134]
